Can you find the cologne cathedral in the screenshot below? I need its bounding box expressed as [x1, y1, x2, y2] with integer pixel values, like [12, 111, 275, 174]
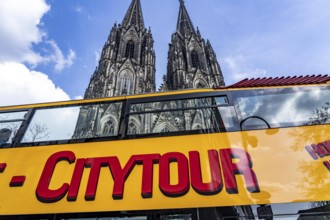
[71, 1, 254, 217]
[84, 0, 224, 98]
[73, 0, 225, 138]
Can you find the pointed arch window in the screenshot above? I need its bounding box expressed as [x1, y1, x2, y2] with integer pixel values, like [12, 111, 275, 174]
[196, 82, 206, 88]
[120, 73, 132, 95]
[160, 126, 173, 133]
[191, 50, 200, 68]
[125, 40, 135, 58]
[128, 122, 137, 135]
[103, 120, 115, 134]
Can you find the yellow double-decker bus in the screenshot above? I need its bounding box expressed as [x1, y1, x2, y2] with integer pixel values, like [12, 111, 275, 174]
[0, 75, 329, 219]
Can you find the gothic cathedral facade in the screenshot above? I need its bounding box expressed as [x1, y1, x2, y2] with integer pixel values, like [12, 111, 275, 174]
[84, 0, 156, 99]
[84, 0, 224, 98]
[162, 0, 224, 91]
[73, 0, 225, 139]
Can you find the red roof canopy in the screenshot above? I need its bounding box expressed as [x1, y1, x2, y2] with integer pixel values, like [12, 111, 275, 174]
[220, 75, 330, 89]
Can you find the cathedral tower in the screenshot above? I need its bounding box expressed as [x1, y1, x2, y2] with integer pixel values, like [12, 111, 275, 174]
[74, 0, 226, 139]
[84, 0, 156, 99]
[164, 0, 225, 90]
[73, 0, 155, 139]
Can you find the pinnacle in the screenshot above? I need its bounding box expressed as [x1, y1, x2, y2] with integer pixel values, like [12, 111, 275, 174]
[122, 0, 145, 30]
[176, 0, 195, 35]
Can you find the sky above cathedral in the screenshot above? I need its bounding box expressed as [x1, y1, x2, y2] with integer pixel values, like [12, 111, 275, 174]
[0, 0, 330, 106]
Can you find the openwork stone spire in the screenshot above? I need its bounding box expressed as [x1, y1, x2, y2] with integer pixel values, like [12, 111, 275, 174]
[176, 0, 195, 36]
[84, 0, 155, 99]
[122, 0, 145, 30]
[75, 0, 155, 139]
[165, 0, 225, 90]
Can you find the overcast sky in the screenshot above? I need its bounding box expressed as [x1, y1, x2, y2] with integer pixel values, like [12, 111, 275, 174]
[0, 0, 330, 106]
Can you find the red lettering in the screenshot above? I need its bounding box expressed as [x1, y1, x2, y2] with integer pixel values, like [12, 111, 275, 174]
[189, 150, 223, 195]
[108, 156, 136, 199]
[82, 154, 160, 200]
[84, 157, 111, 201]
[134, 154, 161, 198]
[67, 158, 86, 201]
[324, 161, 330, 172]
[305, 144, 327, 160]
[159, 152, 189, 197]
[220, 148, 260, 194]
[321, 141, 330, 155]
[36, 148, 260, 203]
[36, 151, 75, 203]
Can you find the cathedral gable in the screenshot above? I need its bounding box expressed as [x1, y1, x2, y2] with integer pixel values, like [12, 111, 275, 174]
[119, 58, 135, 73]
[193, 70, 208, 88]
[192, 110, 204, 130]
[188, 36, 202, 52]
[123, 26, 139, 42]
[152, 111, 180, 133]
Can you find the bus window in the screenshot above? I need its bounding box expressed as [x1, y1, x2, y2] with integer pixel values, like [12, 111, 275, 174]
[0, 111, 26, 120]
[217, 106, 238, 131]
[215, 95, 239, 132]
[127, 96, 229, 136]
[73, 102, 122, 139]
[60, 217, 147, 220]
[0, 111, 27, 147]
[232, 86, 330, 130]
[129, 97, 216, 112]
[21, 102, 123, 143]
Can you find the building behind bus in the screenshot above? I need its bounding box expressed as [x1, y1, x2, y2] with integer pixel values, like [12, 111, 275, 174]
[73, 0, 225, 141]
[73, 0, 245, 218]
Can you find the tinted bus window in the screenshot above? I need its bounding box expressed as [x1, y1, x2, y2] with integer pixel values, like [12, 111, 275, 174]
[232, 86, 330, 130]
[21, 102, 122, 143]
[0, 111, 28, 147]
[129, 97, 227, 112]
[127, 96, 235, 135]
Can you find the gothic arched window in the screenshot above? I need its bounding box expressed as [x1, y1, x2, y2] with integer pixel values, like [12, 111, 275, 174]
[120, 73, 131, 95]
[160, 126, 172, 133]
[191, 50, 200, 68]
[103, 120, 115, 135]
[128, 122, 137, 135]
[196, 82, 206, 88]
[125, 40, 135, 58]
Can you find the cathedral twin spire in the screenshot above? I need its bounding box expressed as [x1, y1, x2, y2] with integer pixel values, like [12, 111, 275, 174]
[165, 0, 225, 90]
[176, 0, 195, 37]
[122, 0, 145, 30]
[84, 0, 224, 99]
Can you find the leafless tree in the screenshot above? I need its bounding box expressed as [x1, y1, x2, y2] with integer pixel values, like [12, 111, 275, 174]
[307, 101, 330, 126]
[25, 123, 50, 142]
[0, 114, 50, 143]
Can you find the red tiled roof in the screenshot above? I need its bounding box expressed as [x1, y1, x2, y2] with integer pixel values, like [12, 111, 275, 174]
[221, 75, 330, 89]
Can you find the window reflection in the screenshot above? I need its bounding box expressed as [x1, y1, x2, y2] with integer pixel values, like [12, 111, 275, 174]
[22, 107, 80, 142]
[0, 122, 20, 146]
[232, 86, 330, 130]
[130, 97, 216, 113]
[128, 96, 231, 136]
[0, 111, 26, 120]
[218, 106, 238, 131]
[62, 218, 146, 220]
[0, 111, 27, 147]
[56, 201, 330, 219]
[21, 102, 123, 143]
[128, 108, 224, 135]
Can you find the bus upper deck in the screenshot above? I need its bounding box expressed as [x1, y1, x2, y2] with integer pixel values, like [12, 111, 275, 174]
[2, 80, 330, 146]
[0, 76, 330, 219]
